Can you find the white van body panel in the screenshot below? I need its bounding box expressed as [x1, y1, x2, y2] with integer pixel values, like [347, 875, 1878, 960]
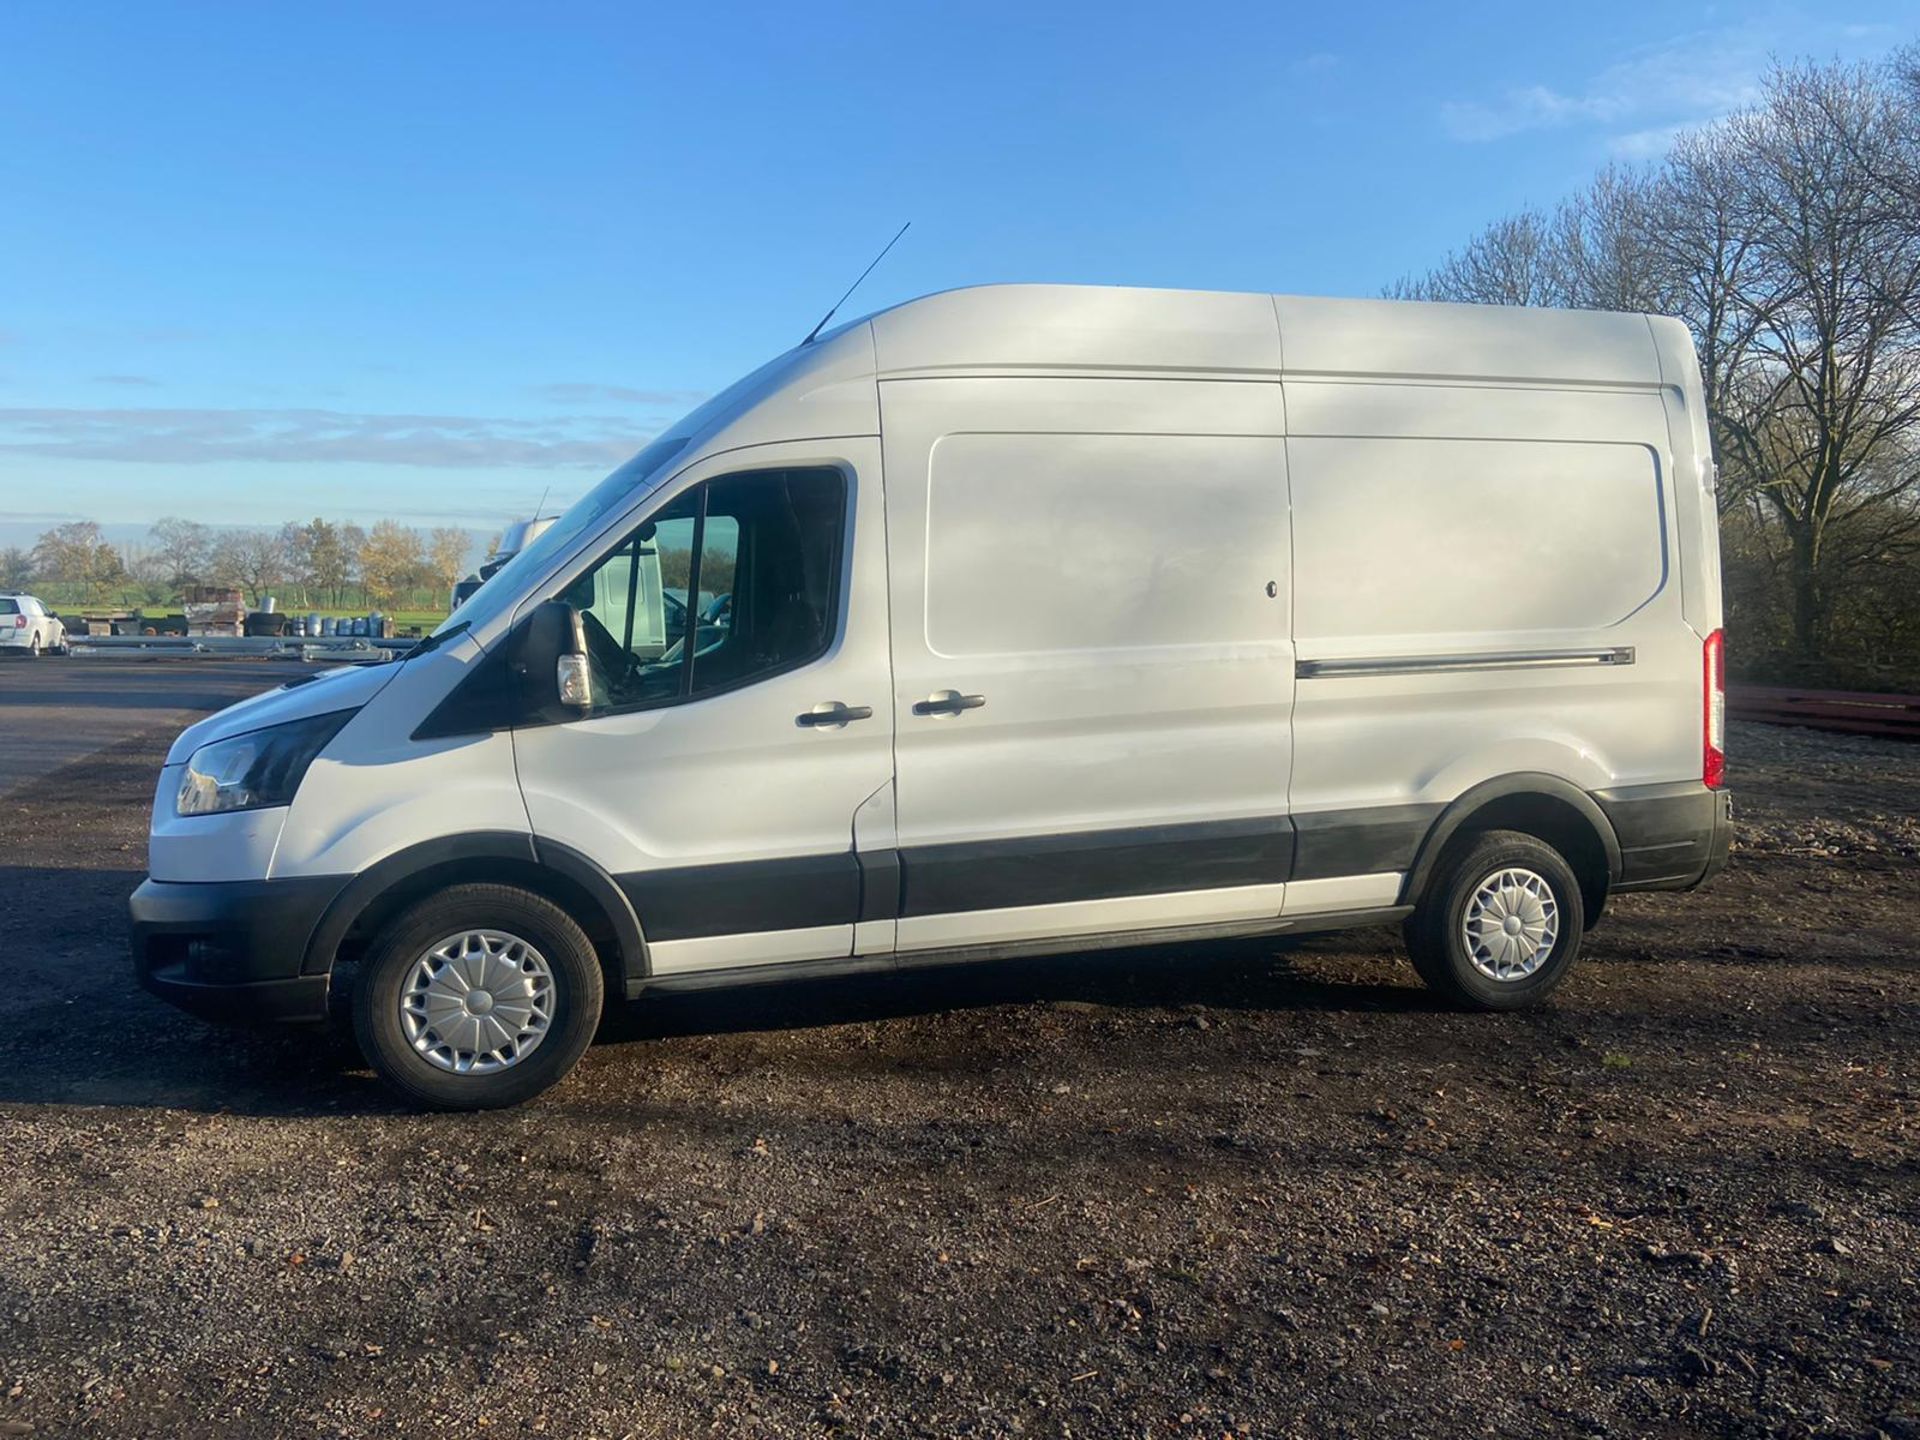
[1272, 293, 1662, 386]
[872, 284, 1282, 378]
[134, 284, 1730, 1032]
[894, 883, 1291, 954]
[1283, 349, 1697, 829]
[1647, 315, 1725, 635]
[878, 375, 1295, 951]
[1282, 873, 1404, 916]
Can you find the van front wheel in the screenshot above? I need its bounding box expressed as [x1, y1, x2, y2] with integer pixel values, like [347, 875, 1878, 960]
[352, 883, 605, 1109]
[1404, 829, 1585, 1009]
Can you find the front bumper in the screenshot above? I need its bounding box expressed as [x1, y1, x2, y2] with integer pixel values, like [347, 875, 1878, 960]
[129, 875, 348, 1024]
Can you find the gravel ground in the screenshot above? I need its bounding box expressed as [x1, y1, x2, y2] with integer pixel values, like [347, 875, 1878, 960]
[0, 715, 1915, 1439]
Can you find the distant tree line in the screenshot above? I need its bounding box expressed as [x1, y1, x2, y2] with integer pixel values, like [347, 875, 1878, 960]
[1, 516, 478, 613]
[1391, 50, 1920, 689]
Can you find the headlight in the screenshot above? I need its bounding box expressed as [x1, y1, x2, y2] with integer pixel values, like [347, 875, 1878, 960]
[175, 710, 356, 817]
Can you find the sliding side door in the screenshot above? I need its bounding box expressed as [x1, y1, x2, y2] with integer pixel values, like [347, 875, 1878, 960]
[876, 377, 1294, 954]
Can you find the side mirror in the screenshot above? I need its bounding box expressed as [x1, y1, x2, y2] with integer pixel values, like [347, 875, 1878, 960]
[519, 600, 592, 719]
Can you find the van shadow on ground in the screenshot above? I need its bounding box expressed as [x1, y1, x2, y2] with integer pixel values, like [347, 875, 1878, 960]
[602, 932, 1441, 1046]
[0, 858, 1434, 1115]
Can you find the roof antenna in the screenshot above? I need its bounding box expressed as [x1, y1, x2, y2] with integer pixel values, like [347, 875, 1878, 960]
[532, 483, 551, 520]
[802, 221, 911, 345]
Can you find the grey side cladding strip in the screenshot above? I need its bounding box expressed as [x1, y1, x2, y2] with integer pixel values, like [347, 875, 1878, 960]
[612, 802, 1509, 940]
[616, 816, 1300, 938]
[898, 815, 1296, 918]
[1290, 804, 1441, 881]
[1297, 648, 1635, 680]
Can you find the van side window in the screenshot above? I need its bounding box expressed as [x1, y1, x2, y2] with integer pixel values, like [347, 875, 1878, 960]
[562, 468, 845, 715]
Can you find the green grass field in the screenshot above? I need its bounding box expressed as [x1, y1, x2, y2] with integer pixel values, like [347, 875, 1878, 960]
[26, 585, 452, 635]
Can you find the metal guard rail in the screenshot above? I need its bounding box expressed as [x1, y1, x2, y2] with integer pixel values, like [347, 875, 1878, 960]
[67, 634, 413, 663]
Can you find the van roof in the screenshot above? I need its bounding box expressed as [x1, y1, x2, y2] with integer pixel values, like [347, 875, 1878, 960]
[860, 283, 1667, 388]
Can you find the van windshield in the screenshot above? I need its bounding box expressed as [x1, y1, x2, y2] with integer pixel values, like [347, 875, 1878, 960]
[434, 340, 824, 645]
[435, 433, 691, 640]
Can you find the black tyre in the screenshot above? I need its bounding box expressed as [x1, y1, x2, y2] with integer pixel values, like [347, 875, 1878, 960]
[352, 883, 605, 1109]
[26, 634, 39, 659]
[1403, 829, 1586, 1010]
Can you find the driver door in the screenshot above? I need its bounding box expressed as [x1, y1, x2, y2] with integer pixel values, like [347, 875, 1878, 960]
[511, 440, 894, 975]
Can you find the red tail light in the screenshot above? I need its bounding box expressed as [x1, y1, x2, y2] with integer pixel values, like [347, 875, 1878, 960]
[1703, 628, 1726, 790]
[10, 615, 23, 629]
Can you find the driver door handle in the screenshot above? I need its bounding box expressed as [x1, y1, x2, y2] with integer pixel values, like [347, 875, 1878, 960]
[912, 690, 987, 717]
[796, 701, 874, 727]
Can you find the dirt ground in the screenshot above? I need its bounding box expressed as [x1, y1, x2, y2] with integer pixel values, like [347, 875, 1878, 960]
[0, 660, 290, 798]
[0, 696, 1915, 1439]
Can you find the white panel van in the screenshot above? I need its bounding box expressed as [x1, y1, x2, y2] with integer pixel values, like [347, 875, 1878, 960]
[130, 285, 1732, 1108]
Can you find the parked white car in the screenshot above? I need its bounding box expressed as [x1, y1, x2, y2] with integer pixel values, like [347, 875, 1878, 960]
[0, 593, 67, 657]
[132, 284, 1730, 1110]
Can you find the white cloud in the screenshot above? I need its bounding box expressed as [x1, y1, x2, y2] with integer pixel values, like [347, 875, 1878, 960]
[1440, 23, 1774, 144]
[0, 406, 652, 469]
[1606, 121, 1698, 159]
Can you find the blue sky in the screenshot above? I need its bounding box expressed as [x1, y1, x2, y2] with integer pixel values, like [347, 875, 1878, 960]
[0, 0, 1911, 537]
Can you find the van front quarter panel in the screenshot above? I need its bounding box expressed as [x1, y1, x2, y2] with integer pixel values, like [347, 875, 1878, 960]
[269, 638, 533, 881]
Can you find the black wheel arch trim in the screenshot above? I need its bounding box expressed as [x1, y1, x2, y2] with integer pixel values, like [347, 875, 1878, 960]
[533, 836, 651, 985]
[1398, 773, 1624, 909]
[299, 831, 649, 987]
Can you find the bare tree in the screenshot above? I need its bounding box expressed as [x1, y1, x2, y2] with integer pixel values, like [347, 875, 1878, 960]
[1550, 165, 1673, 314]
[206, 528, 287, 606]
[1392, 55, 1920, 666]
[1391, 166, 1673, 313]
[149, 516, 211, 589]
[1388, 209, 1562, 306]
[1721, 62, 1920, 657]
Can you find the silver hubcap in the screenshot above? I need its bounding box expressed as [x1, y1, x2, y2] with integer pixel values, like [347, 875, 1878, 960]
[1461, 868, 1559, 981]
[401, 930, 556, 1074]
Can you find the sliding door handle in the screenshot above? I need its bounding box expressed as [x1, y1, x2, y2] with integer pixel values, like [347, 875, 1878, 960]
[796, 701, 874, 727]
[912, 690, 986, 717]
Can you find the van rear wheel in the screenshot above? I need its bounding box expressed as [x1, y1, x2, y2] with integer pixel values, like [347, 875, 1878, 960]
[1404, 829, 1585, 1009]
[352, 883, 604, 1109]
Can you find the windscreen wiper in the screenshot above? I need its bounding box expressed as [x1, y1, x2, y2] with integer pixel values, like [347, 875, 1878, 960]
[404, 619, 471, 659]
